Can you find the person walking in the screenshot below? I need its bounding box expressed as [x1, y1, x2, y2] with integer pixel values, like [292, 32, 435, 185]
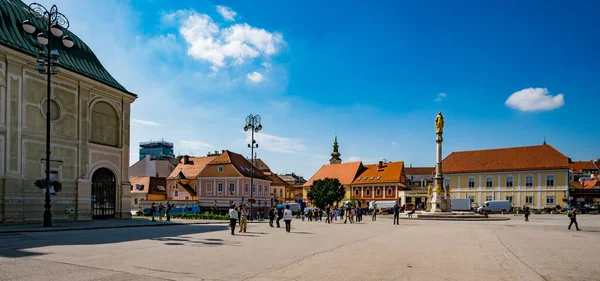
[524, 206, 530, 222]
[325, 206, 331, 224]
[276, 206, 283, 228]
[284, 204, 293, 232]
[372, 207, 377, 221]
[568, 207, 581, 231]
[165, 201, 171, 221]
[349, 207, 355, 223]
[239, 205, 249, 233]
[356, 207, 362, 222]
[393, 203, 400, 225]
[228, 204, 238, 235]
[150, 202, 156, 221]
[158, 203, 165, 221]
[268, 206, 276, 227]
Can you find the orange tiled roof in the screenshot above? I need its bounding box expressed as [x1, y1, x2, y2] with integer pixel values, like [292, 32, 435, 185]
[405, 167, 434, 175]
[351, 162, 406, 185]
[570, 161, 600, 173]
[571, 180, 600, 189]
[167, 156, 218, 179]
[303, 162, 363, 187]
[442, 144, 569, 174]
[209, 150, 271, 180]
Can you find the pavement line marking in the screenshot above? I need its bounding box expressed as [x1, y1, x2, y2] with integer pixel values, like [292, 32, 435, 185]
[491, 231, 549, 281]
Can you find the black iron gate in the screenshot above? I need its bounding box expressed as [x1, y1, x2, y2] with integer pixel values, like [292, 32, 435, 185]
[91, 168, 116, 219]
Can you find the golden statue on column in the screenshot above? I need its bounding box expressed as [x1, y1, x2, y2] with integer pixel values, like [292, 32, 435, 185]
[435, 112, 444, 134]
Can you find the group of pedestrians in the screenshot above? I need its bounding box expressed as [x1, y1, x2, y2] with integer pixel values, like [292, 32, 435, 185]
[230, 204, 293, 234]
[150, 202, 173, 222]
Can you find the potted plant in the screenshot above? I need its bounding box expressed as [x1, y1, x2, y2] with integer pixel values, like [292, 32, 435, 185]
[247, 198, 256, 204]
[34, 179, 62, 193]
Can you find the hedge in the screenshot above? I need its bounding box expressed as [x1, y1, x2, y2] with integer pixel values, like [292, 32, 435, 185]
[171, 214, 229, 220]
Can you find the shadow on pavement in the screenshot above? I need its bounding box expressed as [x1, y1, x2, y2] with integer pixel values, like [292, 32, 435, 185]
[0, 224, 228, 258]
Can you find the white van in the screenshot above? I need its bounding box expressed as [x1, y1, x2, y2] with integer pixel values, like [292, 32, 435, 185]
[368, 201, 397, 211]
[477, 200, 511, 213]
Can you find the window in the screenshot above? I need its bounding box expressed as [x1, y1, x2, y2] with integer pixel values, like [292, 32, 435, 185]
[444, 179, 450, 187]
[229, 183, 235, 194]
[218, 183, 223, 192]
[525, 175, 533, 187]
[185, 196, 189, 200]
[135, 184, 144, 191]
[546, 196, 555, 204]
[370, 176, 374, 180]
[525, 196, 533, 204]
[506, 196, 513, 203]
[468, 177, 475, 188]
[218, 166, 224, 173]
[245, 184, 249, 193]
[252, 184, 256, 193]
[90, 101, 120, 147]
[486, 195, 493, 202]
[355, 189, 360, 196]
[134, 198, 138, 204]
[387, 188, 393, 196]
[468, 196, 475, 203]
[546, 175, 555, 187]
[486, 176, 493, 188]
[365, 188, 370, 196]
[279, 189, 283, 197]
[406, 197, 413, 203]
[506, 176, 514, 187]
[174, 189, 179, 197]
[376, 188, 381, 196]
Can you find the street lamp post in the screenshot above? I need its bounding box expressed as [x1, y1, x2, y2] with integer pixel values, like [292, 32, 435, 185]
[21, 3, 74, 227]
[244, 114, 262, 221]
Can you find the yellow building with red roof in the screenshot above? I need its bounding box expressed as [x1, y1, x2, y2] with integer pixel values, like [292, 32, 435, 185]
[443, 143, 570, 209]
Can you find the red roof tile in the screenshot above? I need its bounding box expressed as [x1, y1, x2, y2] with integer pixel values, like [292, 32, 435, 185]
[571, 179, 600, 189]
[167, 156, 218, 179]
[304, 162, 363, 187]
[351, 162, 406, 185]
[405, 167, 434, 175]
[210, 150, 271, 180]
[442, 144, 569, 174]
[570, 161, 600, 173]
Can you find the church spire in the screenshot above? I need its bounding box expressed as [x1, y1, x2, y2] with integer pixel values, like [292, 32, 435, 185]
[330, 135, 342, 164]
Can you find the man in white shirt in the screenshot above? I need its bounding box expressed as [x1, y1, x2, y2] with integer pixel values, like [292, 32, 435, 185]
[283, 204, 293, 232]
[228, 204, 238, 235]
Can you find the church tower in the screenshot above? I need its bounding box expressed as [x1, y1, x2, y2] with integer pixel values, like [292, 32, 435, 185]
[330, 135, 342, 164]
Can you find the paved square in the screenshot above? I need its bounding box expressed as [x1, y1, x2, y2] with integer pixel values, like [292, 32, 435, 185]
[1, 215, 598, 281]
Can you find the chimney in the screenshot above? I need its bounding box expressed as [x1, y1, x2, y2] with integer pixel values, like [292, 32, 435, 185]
[183, 155, 190, 164]
[378, 161, 383, 168]
[222, 150, 225, 154]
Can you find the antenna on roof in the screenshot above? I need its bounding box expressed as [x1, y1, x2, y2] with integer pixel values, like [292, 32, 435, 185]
[543, 137, 546, 145]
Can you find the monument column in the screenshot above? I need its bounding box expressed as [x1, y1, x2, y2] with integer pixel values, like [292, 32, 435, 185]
[428, 112, 451, 212]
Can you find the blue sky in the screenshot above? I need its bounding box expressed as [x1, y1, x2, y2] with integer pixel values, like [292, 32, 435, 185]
[34, 0, 599, 177]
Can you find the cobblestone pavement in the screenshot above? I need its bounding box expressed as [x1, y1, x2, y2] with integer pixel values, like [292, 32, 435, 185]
[1, 214, 598, 281]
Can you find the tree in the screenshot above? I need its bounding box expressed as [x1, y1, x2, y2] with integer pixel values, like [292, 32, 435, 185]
[307, 178, 346, 209]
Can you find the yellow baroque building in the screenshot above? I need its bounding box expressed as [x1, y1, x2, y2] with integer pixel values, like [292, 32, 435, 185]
[443, 144, 570, 209]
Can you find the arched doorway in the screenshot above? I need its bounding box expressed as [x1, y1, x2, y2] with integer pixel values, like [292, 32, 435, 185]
[91, 168, 117, 219]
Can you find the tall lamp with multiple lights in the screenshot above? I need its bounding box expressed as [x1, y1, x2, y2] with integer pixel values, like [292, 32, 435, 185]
[22, 3, 74, 227]
[243, 114, 262, 221]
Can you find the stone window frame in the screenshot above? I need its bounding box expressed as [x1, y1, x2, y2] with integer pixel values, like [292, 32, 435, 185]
[546, 174, 555, 187]
[505, 175, 514, 188]
[468, 177, 475, 188]
[525, 196, 534, 204]
[485, 176, 493, 188]
[525, 174, 534, 187]
[546, 196, 555, 204]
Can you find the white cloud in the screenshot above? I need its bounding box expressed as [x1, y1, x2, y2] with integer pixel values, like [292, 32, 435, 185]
[434, 92, 447, 102]
[348, 156, 361, 162]
[391, 142, 397, 146]
[247, 71, 264, 83]
[245, 132, 306, 154]
[166, 10, 285, 71]
[179, 140, 215, 150]
[131, 119, 161, 126]
[505, 88, 565, 112]
[216, 5, 237, 21]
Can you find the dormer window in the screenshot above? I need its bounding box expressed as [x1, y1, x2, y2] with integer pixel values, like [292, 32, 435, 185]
[376, 176, 381, 180]
[218, 166, 224, 173]
[370, 176, 374, 180]
[363, 177, 367, 180]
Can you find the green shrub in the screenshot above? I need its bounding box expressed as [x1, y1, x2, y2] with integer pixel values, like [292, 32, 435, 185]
[171, 213, 228, 220]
